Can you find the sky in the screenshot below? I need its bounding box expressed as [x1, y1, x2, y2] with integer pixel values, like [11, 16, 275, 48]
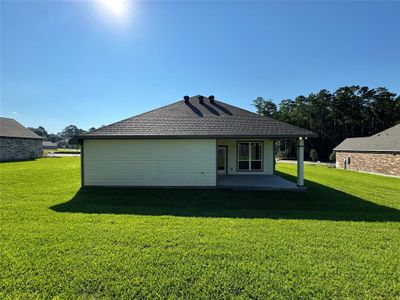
[1, 0, 399, 134]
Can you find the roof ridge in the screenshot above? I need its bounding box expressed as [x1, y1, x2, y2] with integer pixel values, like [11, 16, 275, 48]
[214, 99, 265, 118]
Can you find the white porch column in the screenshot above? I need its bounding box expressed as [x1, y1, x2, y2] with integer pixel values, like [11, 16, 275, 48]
[297, 137, 304, 186]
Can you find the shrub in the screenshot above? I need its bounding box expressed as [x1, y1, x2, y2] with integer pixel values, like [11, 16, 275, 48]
[329, 151, 336, 162]
[310, 149, 318, 162]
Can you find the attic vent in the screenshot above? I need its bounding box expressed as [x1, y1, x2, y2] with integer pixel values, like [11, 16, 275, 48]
[184, 95, 190, 103]
[198, 95, 204, 103]
[209, 95, 215, 103]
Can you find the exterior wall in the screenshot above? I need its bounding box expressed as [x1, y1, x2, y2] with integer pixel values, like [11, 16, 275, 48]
[336, 151, 400, 176]
[217, 139, 274, 175]
[0, 138, 43, 162]
[83, 139, 217, 187]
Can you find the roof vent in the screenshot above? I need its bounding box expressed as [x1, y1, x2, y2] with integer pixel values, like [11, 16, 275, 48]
[209, 95, 215, 103]
[184, 95, 190, 103]
[198, 95, 204, 103]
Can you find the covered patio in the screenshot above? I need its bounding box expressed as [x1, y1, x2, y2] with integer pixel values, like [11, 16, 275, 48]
[217, 174, 306, 191]
[216, 137, 307, 191]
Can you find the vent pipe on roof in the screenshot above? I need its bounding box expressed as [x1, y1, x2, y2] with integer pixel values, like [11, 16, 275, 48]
[209, 95, 215, 103]
[184, 95, 190, 103]
[198, 95, 204, 103]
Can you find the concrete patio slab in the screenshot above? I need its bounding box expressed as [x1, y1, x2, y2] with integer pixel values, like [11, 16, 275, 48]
[217, 175, 306, 192]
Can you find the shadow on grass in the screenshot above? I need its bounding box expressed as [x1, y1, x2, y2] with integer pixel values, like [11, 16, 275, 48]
[51, 172, 400, 222]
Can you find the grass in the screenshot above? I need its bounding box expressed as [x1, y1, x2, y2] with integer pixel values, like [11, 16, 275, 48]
[1, 158, 399, 299]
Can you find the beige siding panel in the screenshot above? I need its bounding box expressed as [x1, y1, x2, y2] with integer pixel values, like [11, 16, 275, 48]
[84, 139, 216, 186]
[217, 139, 274, 175]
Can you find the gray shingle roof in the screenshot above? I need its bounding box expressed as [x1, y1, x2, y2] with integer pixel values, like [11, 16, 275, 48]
[334, 124, 400, 152]
[0, 117, 43, 139]
[78, 96, 316, 140]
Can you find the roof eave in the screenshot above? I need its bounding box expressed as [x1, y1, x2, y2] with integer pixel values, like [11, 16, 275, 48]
[76, 133, 317, 140]
[334, 149, 400, 153]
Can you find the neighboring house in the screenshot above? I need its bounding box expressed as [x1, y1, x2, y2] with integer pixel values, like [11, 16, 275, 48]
[43, 141, 58, 150]
[334, 124, 400, 176]
[57, 139, 68, 148]
[75, 95, 316, 189]
[0, 117, 43, 162]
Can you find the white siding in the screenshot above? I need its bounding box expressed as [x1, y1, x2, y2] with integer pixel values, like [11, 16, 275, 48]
[83, 139, 217, 187]
[217, 139, 274, 175]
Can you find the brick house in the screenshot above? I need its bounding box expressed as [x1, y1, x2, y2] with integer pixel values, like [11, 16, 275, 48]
[334, 124, 400, 176]
[0, 117, 43, 162]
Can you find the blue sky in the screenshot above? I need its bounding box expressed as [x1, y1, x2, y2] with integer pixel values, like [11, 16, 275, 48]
[1, 1, 399, 133]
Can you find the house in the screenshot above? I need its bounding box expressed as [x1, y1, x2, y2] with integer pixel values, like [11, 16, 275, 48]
[334, 124, 400, 176]
[0, 117, 43, 162]
[75, 95, 316, 190]
[43, 141, 58, 150]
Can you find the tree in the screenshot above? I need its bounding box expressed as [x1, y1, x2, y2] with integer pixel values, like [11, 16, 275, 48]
[28, 126, 48, 138]
[329, 151, 336, 162]
[253, 85, 399, 161]
[277, 99, 295, 123]
[60, 125, 86, 140]
[252, 97, 277, 117]
[88, 127, 96, 132]
[48, 133, 62, 143]
[309, 149, 318, 162]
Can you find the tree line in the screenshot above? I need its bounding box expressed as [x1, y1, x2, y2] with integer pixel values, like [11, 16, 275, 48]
[28, 125, 96, 148]
[253, 86, 400, 161]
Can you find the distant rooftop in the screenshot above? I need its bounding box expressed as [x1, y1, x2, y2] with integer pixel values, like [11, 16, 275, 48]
[334, 124, 400, 152]
[43, 141, 57, 147]
[78, 95, 316, 140]
[0, 117, 43, 140]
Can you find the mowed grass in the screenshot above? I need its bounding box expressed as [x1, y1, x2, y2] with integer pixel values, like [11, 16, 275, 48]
[1, 158, 399, 299]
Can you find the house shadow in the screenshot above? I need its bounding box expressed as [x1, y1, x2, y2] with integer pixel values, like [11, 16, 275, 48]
[185, 102, 203, 117]
[200, 102, 220, 115]
[50, 173, 400, 222]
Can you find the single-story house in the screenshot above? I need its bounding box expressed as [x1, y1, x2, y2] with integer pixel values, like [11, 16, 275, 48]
[43, 141, 58, 150]
[334, 124, 400, 176]
[0, 117, 43, 162]
[75, 95, 316, 190]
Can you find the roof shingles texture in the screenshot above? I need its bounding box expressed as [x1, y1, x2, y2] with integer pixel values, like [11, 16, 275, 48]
[80, 96, 316, 139]
[0, 117, 42, 139]
[334, 124, 400, 152]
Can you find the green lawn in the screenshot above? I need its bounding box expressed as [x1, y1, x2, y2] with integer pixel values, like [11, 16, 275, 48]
[1, 158, 399, 299]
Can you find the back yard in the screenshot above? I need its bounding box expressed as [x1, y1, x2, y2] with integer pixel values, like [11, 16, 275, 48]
[1, 157, 399, 299]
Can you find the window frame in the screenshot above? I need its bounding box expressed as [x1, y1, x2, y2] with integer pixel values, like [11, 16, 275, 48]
[236, 141, 263, 172]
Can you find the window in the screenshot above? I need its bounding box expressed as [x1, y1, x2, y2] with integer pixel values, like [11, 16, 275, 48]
[237, 142, 263, 171]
